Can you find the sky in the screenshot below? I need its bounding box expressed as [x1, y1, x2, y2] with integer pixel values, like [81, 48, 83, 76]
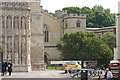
[41, 0, 120, 13]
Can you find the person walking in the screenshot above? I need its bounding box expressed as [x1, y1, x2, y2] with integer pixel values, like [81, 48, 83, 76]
[7, 60, 12, 76]
[1, 60, 7, 76]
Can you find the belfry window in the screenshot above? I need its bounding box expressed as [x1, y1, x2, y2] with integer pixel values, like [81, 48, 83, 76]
[76, 21, 80, 27]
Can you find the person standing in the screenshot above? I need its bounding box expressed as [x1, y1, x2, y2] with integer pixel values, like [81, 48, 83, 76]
[7, 60, 12, 76]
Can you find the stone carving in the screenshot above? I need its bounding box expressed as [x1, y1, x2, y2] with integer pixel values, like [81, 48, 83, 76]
[0, 2, 29, 9]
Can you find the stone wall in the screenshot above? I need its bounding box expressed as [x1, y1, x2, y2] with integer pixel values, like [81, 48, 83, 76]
[28, 1, 45, 70]
[43, 12, 62, 61]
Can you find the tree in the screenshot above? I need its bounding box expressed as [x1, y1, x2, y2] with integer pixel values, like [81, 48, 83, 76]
[101, 32, 116, 53]
[57, 31, 113, 66]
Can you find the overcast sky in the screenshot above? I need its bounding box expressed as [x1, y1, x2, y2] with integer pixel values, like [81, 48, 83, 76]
[41, 0, 120, 13]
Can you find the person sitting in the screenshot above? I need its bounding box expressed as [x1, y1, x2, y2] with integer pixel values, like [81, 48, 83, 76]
[106, 69, 113, 80]
[104, 68, 113, 80]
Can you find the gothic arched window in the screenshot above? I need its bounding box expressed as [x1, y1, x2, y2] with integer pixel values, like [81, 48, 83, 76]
[43, 24, 49, 42]
[14, 16, 19, 29]
[21, 16, 26, 29]
[6, 15, 12, 29]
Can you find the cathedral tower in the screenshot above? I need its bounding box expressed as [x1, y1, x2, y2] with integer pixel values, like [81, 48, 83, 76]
[27, 0, 45, 71]
[63, 13, 86, 33]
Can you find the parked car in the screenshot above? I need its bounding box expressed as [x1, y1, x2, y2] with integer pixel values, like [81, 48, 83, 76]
[63, 61, 82, 73]
[108, 60, 120, 78]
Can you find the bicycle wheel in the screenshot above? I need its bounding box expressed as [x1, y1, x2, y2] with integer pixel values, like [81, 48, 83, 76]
[77, 72, 81, 78]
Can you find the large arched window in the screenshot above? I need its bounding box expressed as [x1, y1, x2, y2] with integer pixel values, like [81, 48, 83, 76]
[43, 24, 49, 42]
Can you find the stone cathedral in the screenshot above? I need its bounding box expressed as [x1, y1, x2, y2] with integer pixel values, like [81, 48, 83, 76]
[0, 0, 44, 71]
[0, 0, 87, 71]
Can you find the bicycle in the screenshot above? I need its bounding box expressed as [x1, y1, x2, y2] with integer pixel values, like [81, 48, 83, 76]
[67, 68, 81, 78]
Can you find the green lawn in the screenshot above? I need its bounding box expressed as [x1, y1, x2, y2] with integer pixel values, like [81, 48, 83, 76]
[47, 66, 62, 70]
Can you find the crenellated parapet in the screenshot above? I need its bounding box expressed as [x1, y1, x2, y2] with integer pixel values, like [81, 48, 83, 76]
[64, 13, 86, 19]
[54, 10, 86, 20]
[0, 2, 29, 10]
[55, 10, 67, 19]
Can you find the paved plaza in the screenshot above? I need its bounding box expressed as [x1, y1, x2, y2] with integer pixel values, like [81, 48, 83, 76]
[0, 70, 104, 80]
[0, 70, 67, 79]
